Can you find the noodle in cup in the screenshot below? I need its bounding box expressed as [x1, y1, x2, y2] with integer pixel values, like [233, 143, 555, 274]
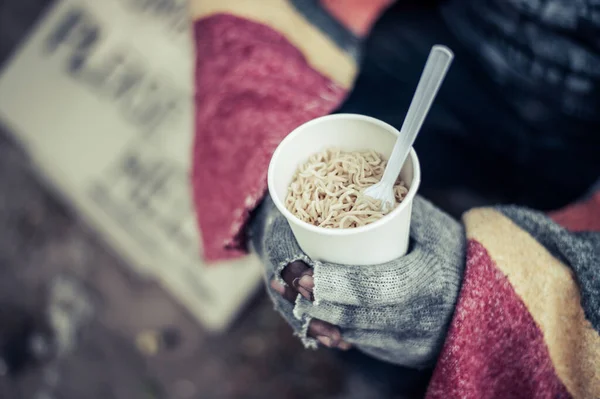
[268, 114, 421, 265]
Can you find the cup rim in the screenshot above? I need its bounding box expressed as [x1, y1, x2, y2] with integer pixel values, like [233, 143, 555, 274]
[267, 114, 421, 236]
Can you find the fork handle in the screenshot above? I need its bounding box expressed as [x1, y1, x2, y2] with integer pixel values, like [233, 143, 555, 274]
[381, 45, 454, 185]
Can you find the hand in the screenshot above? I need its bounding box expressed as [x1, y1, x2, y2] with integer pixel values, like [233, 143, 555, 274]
[250, 195, 465, 368]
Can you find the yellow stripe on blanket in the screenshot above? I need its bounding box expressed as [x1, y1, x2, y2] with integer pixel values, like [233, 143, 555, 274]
[464, 208, 600, 399]
[191, 0, 357, 89]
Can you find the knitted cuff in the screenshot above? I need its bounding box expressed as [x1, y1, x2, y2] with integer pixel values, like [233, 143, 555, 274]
[250, 196, 319, 348]
[310, 249, 440, 307]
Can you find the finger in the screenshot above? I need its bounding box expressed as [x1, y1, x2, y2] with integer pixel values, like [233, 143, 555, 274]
[307, 319, 352, 350]
[337, 341, 352, 351]
[297, 270, 314, 301]
[281, 261, 314, 301]
[270, 279, 297, 303]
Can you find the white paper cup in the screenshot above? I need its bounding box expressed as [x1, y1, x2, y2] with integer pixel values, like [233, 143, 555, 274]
[268, 114, 421, 265]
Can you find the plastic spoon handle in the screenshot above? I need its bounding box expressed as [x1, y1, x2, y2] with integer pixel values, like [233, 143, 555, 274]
[381, 45, 454, 185]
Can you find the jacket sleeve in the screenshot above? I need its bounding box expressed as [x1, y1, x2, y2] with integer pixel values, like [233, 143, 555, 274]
[425, 189, 600, 399]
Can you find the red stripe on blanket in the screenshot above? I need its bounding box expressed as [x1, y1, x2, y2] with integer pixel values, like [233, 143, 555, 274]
[550, 191, 600, 232]
[320, 0, 393, 36]
[192, 14, 346, 261]
[425, 240, 572, 399]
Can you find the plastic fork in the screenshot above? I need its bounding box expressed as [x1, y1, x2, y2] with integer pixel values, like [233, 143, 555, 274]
[363, 45, 454, 210]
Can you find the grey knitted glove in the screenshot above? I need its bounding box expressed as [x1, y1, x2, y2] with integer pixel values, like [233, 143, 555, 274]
[249, 195, 466, 369]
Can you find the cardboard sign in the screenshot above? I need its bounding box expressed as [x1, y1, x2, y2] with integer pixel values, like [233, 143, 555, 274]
[0, 0, 263, 331]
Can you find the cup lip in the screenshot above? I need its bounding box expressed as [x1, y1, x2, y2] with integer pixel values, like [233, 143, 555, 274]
[267, 113, 421, 236]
